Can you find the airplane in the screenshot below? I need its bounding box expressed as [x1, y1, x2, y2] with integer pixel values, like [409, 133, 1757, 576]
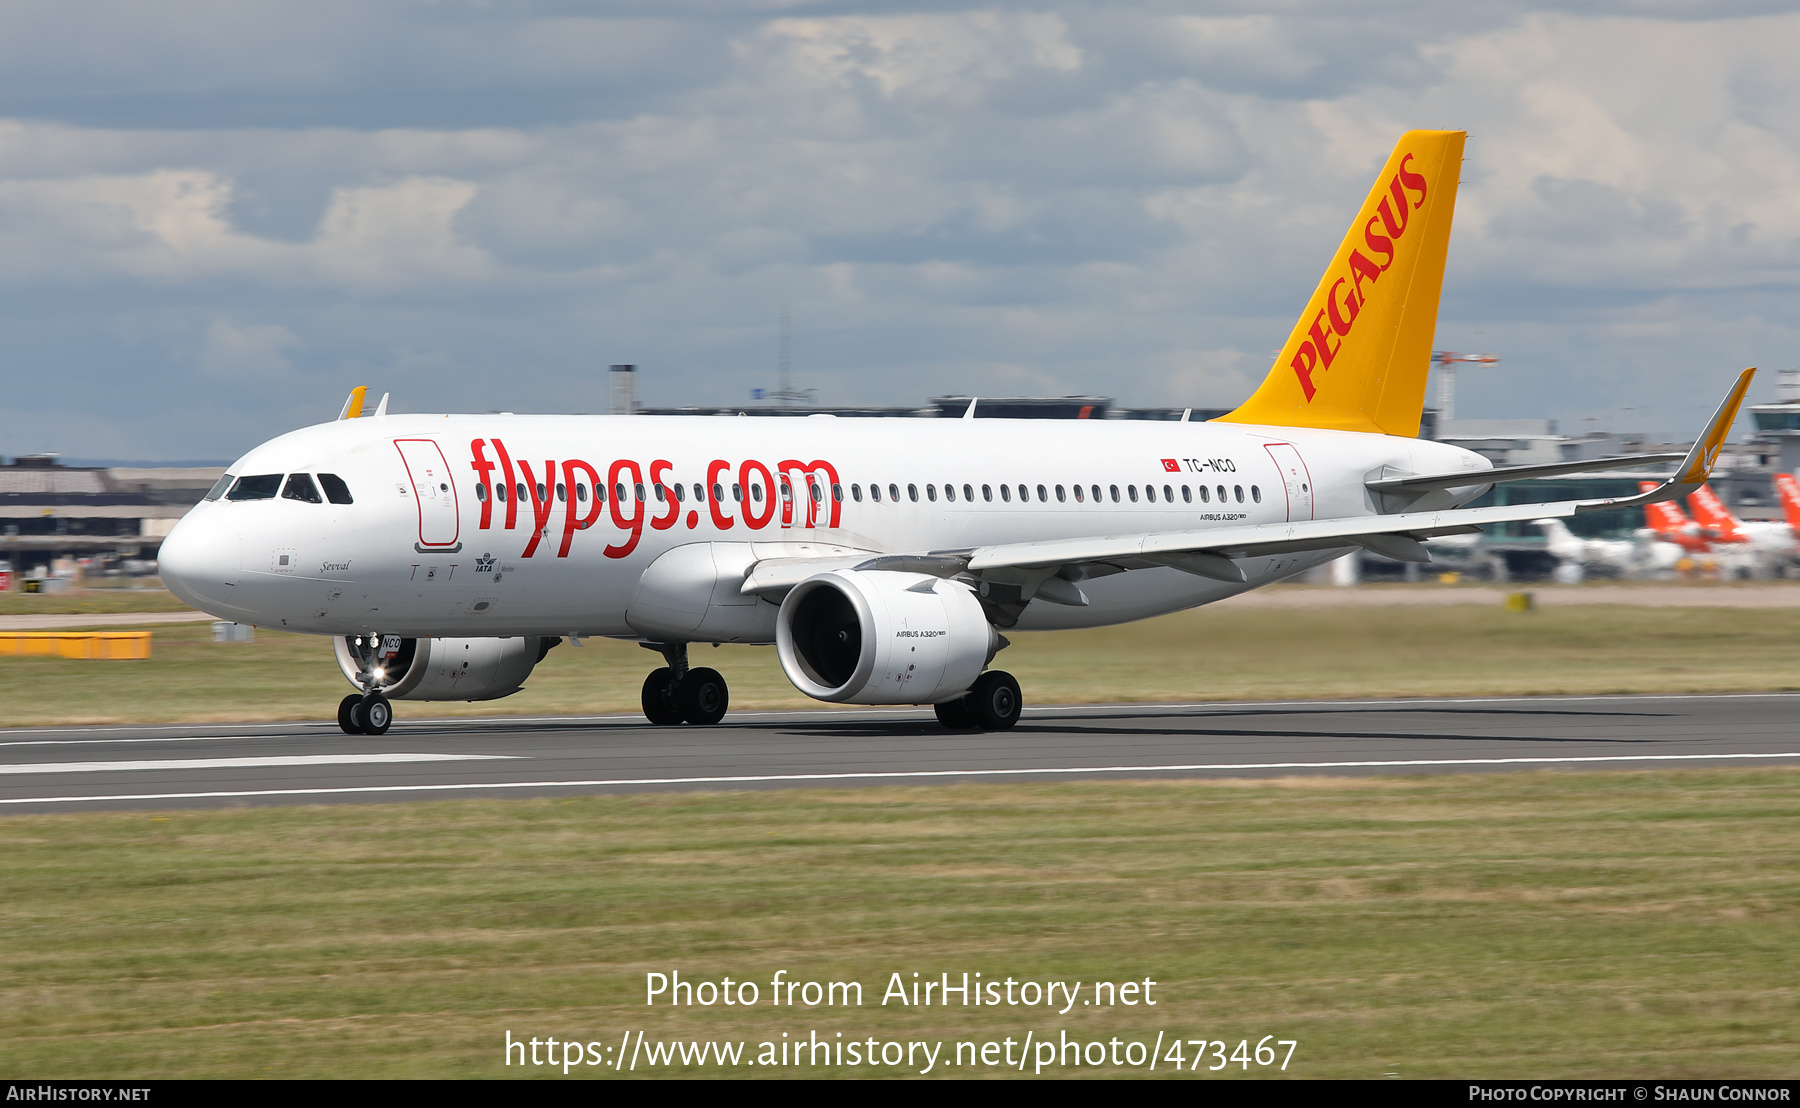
[155, 130, 1755, 735]
[1533, 517, 1682, 582]
[1773, 472, 1800, 534]
[1686, 483, 1797, 560]
[1639, 482, 1715, 553]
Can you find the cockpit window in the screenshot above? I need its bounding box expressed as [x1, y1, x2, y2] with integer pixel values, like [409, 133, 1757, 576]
[282, 473, 322, 504]
[318, 473, 354, 505]
[204, 473, 235, 501]
[226, 474, 283, 501]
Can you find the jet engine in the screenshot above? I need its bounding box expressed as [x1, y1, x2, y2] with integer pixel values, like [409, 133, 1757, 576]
[776, 570, 998, 704]
[333, 634, 556, 701]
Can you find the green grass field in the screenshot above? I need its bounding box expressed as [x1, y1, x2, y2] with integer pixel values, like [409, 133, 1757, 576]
[3, 771, 1796, 1078]
[5, 598, 1800, 725]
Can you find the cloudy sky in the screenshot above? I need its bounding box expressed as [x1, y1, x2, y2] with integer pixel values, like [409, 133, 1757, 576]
[1, 1, 1797, 460]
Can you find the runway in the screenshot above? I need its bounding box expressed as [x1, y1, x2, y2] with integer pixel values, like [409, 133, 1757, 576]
[3, 691, 1798, 811]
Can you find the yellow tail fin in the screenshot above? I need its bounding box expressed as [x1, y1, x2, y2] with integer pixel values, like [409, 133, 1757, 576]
[1217, 130, 1465, 437]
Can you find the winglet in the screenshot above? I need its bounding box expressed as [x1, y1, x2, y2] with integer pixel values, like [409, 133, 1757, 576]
[1575, 368, 1755, 514]
[338, 386, 368, 420]
[963, 398, 977, 420]
[373, 392, 390, 418]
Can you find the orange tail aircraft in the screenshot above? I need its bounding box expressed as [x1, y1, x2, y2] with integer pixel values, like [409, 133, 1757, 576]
[1686, 484, 1747, 544]
[1639, 482, 1712, 552]
[1773, 472, 1800, 531]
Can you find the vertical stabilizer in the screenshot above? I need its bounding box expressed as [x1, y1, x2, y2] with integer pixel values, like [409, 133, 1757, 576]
[1772, 473, 1800, 531]
[1218, 130, 1465, 437]
[1686, 484, 1745, 543]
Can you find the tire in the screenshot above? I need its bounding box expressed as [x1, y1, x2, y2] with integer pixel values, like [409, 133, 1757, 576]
[968, 670, 1022, 731]
[934, 697, 975, 729]
[337, 694, 365, 735]
[677, 667, 729, 726]
[362, 695, 393, 736]
[641, 667, 685, 726]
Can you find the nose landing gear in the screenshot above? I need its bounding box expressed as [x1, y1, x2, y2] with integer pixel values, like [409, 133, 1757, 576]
[639, 643, 730, 726]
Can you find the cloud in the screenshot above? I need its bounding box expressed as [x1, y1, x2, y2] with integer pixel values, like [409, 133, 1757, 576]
[0, 4, 1795, 457]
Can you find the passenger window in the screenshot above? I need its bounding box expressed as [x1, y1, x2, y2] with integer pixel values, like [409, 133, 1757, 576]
[1091, 484, 1101, 502]
[1109, 485, 1119, 503]
[732, 483, 742, 502]
[1199, 486, 1210, 503]
[655, 485, 667, 503]
[1001, 484, 1011, 503]
[852, 484, 863, 502]
[577, 484, 588, 502]
[1216, 485, 1226, 502]
[536, 482, 547, 502]
[751, 484, 763, 502]
[1145, 485, 1156, 504]
[556, 483, 567, 503]
[476, 484, 489, 502]
[496, 482, 509, 502]
[318, 473, 353, 505]
[226, 474, 282, 501]
[204, 473, 235, 501]
[927, 484, 937, 502]
[982, 484, 993, 502]
[1234, 485, 1244, 503]
[809, 483, 821, 504]
[889, 483, 899, 502]
[832, 483, 843, 502]
[1128, 485, 1139, 503]
[908, 484, 919, 503]
[1073, 484, 1084, 503]
[281, 473, 322, 503]
[1182, 485, 1192, 504]
[516, 482, 528, 502]
[596, 482, 606, 503]
[1017, 484, 1029, 502]
[1251, 485, 1261, 503]
[1055, 485, 1065, 502]
[963, 484, 974, 502]
[1036, 484, 1047, 502]
[635, 482, 646, 501]
[1164, 484, 1174, 502]
[944, 484, 955, 502]
[871, 484, 882, 503]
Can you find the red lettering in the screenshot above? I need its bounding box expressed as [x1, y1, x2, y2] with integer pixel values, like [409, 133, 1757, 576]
[1326, 277, 1359, 338]
[740, 460, 775, 530]
[1377, 180, 1410, 238]
[1348, 248, 1383, 300]
[1363, 217, 1394, 271]
[1306, 308, 1340, 370]
[1395, 152, 1428, 209]
[469, 439, 496, 530]
[491, 438, 520, 530]
[559, 459, 601, 558]
[606, 459, 645, 558]
[648, 460, 679, 531]
[1291, 342, 1319, 401]
[706, 460, 735, 531]
[516, 460, 557, 557]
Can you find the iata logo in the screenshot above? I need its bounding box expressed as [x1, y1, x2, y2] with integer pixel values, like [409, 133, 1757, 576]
[1292, 152, 1429, 402]
[475, 552, 496, 574]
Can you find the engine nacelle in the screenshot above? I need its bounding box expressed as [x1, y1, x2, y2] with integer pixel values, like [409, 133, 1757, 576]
[334, 635, 555, 701]
[776, 570, 997, 704]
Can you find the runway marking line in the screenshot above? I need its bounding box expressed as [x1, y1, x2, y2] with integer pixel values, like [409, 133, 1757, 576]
[3, 750, 1798, 806]
[0, 753, 518, 776]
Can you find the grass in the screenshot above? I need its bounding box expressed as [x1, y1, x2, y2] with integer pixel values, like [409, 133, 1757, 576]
[5, 601, 1800, 725]
[0, 585, 190, 616]
[1, 771, 1795, 1077]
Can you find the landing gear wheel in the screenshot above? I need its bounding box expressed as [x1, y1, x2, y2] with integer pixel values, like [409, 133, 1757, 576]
[337, 694, 366, 735]
[361, 694, 393, 736]
[969, 671, 1022, 731]
[677, 667, 729, 726]
[934, 697, 976, 729]
[641, 667, 684, 726]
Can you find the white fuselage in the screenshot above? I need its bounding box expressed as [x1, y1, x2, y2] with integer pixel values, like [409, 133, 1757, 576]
[158, 414, 1490, 640]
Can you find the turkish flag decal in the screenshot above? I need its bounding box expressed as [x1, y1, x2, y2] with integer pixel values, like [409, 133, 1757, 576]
[1161, 459, 1180, 473]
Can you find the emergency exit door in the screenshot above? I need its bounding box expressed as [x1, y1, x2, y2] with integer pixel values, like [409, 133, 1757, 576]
[1263, 443, 1314, 522]
[394, 438, 461, 549]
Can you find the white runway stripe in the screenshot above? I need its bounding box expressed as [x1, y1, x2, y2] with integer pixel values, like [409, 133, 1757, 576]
[0, 753, 519, 776]
[1, 750, 1796, 805]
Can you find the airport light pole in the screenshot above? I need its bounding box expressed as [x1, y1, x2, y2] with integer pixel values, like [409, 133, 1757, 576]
[1430, 351, 1499, 422]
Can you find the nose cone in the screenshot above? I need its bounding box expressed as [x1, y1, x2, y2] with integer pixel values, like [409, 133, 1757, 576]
[157, 511, 242, 616]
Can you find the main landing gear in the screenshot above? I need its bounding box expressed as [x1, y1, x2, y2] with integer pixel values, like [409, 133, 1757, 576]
[337, 691, 393, 736]
[640, 642, 729, 727]
[934, 670, 1022, 731]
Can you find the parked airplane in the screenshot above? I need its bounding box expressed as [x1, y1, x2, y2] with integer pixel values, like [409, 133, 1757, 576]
[1687, 483, 1797, 559]
[1534, 517, 1682, 581]
[156, 130, 1754, 734]
[1639, 482, 1715, 553]
[1774, 472, 1800, 533]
